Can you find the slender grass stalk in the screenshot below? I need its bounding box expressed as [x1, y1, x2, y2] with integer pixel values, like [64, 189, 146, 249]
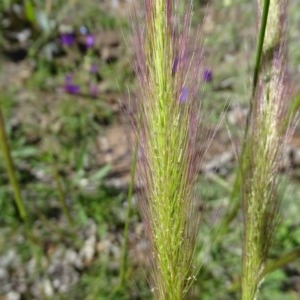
[52, 164, 74, 226]
[227, 247, 300, 295]
[135, 0, 202, 298]
[252, 0, 270, 97]
[241, 1, 289, 299]
[0, 105, 27, 222]
[262, 247, 300, 278]
[118, 114, 141, 288]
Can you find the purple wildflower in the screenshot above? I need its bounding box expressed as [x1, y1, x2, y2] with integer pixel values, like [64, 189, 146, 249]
[203, 69, 213, 82]
[64, 84, 79, 94]
[85, 34, 95, 48]
[64, 75, 79, 94]
[60, 33, 75, 46]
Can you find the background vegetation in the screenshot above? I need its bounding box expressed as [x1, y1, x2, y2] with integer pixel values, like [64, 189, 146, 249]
[0, 0, 300, 299]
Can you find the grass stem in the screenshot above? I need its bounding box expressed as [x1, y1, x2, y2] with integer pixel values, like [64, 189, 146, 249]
[118, 115, 140, 288]
[0, 104, 27, 222]
[252, 0, 270, 97]
[52, 164, 74, 226]
[262, 248, 300, 278]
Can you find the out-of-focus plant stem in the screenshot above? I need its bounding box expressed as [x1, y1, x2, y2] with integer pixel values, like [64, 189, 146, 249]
[118, 113, 141, 289]
[262, 248, 300, 278]
[0, 105, 27, 222]
[46, 0, 53, 17]
[227, 248, 300, 294]
[52, 164, 74, 226]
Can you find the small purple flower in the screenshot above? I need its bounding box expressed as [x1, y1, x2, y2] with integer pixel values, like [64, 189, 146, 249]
[85, 34, 95, 48]
[64, 75, 79, 94]
[65, 84, 79, 94]
[203, 69, 213, 82]
[180, 87, 188, 103]
[60, 33, 75, 46]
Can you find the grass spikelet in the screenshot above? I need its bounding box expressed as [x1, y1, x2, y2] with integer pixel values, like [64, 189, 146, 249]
[241, 1, 290, 299]
[134, 0, 203, 299]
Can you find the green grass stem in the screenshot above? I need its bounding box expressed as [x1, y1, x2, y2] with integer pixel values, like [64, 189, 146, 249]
[0, 104, 27, 222]
[227, 248, 300, 294]
[118, 113, 141, 289]
[262, 248, 300, 278]
[252, 0, 270, 97]
[52, 164, 74, 226]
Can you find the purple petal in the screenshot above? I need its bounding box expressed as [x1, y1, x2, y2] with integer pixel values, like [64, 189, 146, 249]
[85, 34, 95, 48]
[64, 83, 80, 94]
[60, 33, 75, 46]
[203, 69, 213, 82]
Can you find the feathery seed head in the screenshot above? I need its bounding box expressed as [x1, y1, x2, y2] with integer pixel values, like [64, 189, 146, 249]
[241, 2, 291, 299]
[133, 0, 204, 298]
